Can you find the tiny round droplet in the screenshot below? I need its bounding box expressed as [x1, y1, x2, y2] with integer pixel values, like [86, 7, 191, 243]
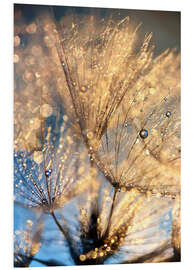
[45, 169, 52, 177]
[166, 111, 172, 118]
[91, 251, 97, 259]
[106, 246, 111, 252]
[86, 131, 93, 140]
[79, 254, 86, 261]
[42, 198, 47, 204]
[139, 129, 148, 139]
[80, 86, 87, 93]
[26, 219, 33, 227]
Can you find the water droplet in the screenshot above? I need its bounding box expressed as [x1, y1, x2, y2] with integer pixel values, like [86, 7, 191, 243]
[79, 254, 86, 261]
[91, 251, 97, 259]
[42, 198, 47, 204]
[99, 251, 104, 257]
[106, 246, 111, 252]
[80, 86, 87, 93]
[139, 129, 148, 139]
[45, 169, 52, 177]
[26, 219, 33, 227]
[166, 111, 172, 118]
[87, 131, 93, 139]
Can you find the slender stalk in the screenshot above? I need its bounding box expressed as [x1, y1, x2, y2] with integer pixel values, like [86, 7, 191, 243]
[106, 187, 118, 236]
[50, 210, 79, 264]
[51, 211, 66, 237]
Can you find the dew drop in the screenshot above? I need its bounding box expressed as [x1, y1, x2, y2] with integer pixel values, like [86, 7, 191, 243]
[45, 169, 52, 177]
[91, 251, 97, 259]
[139, 129, 148, 139]
[99, 252, 104, 257]
[42, 198, 47, 204]
[166, 111, 172, 118]
[106, 246, 111, 252]
[80, 86, 87, 93]
[79, 254, 86, 261]
[26, 219, 33, 227]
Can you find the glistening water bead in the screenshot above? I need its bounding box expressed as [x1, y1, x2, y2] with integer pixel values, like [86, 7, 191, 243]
[45, 169, 52, 177]
[42, 198, 47, 204]
[166, 111, 172, 118]
[139, 129, 148, 139]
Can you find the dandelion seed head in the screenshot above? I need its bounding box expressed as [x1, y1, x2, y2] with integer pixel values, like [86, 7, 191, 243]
[14, 6, 180, 264]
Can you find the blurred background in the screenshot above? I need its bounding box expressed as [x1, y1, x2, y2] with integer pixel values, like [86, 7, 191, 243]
[14, 4, 180, 55]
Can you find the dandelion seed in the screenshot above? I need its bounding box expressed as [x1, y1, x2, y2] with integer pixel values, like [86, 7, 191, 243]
[14, 5, 180, 266]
